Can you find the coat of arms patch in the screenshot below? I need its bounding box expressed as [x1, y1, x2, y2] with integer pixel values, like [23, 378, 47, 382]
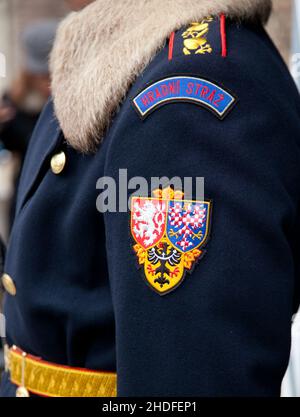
[131, 187, 212, 295]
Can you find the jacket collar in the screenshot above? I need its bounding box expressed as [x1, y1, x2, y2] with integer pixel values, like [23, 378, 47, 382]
[50, 0, 272, 153]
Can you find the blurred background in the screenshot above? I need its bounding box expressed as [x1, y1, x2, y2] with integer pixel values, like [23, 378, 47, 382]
[0, 0, 299, 396]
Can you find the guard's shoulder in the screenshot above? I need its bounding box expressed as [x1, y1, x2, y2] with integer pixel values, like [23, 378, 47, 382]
[170, 17, 227, 67]
[131, 17, 250, 124]
[149, 17, 284, 77]
[132, 17, 300, 126]
[146, 16, 227, 76]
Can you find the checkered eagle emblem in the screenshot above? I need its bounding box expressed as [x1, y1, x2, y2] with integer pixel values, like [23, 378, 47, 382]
[131, 187, 212, 295]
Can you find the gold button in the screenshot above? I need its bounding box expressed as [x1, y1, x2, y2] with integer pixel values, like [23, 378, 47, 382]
[1, 273, 16, 296]
[51, 151, 66, 175]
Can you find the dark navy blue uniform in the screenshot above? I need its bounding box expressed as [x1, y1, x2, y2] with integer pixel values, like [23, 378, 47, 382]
[1, 12, 300, 397]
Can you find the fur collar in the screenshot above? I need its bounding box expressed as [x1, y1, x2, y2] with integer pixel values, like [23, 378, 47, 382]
[50, 0, 272, 153]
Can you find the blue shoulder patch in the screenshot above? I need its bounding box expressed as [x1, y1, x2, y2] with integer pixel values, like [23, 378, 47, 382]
[132, 76, 237, 120]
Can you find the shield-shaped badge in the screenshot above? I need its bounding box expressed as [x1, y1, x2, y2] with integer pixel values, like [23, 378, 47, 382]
[131, 188, 212, 295]
[167, 200, 210, 252]
[131, 197, 167, 250]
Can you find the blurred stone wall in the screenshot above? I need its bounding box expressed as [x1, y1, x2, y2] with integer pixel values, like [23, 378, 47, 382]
[0, 1, 12, 93]
[9, 0, 68, 78]
[0, 0, 68, 92]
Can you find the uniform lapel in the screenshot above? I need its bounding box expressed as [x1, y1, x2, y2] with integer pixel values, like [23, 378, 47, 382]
[16, 99, 62, 215]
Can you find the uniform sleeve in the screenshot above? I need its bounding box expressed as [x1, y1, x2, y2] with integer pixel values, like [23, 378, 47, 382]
[103, 39, 300, 397]
[0, 236, 5, 276]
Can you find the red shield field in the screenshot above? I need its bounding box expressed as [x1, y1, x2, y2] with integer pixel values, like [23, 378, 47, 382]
[131, 197, 167, 249]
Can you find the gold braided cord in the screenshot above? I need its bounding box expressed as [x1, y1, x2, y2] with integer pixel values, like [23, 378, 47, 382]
[8, 348, 117, 397]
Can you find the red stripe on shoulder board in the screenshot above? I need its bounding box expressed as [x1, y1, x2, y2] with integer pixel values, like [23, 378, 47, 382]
[220, 14, 227, 58]
[168, 32, 175, 61]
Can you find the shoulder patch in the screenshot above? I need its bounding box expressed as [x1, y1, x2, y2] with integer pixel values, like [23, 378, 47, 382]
[131, 187, 212, 296]
[132, 76, 237, 120]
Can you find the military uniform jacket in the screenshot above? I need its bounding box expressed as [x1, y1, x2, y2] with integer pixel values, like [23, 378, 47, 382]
[1, 0, 300, 397]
